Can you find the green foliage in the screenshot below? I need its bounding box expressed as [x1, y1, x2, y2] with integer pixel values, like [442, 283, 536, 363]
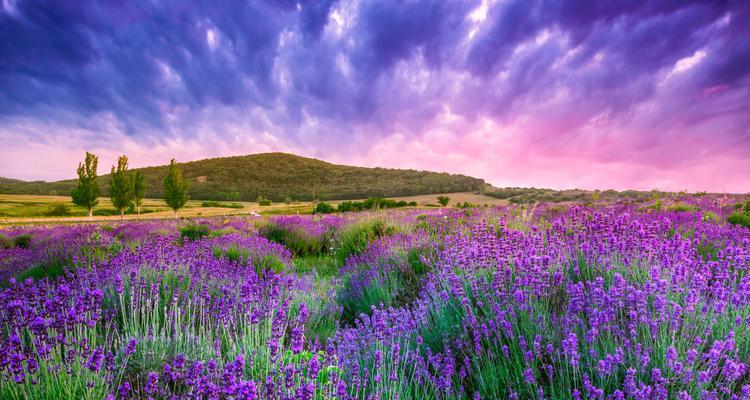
[702, 211, 719, 223]
[71, 152, 100, 216]
[334, 219, 398, 265]
[291, 281, 341, 344]
[337, 197, 410, 213]
[728, 212, 750, 229]
[338, 245, 434, 322]
[292, 256, 339, 278]
[163, 159, 189, 215]
[1, 153, 485, 201]
[131, 170, 146, 217]
[179, 224, 209, 242]
[696, 240, 720, 261]
[221, 191, 241, 201]
[666, 202, 696, 212]
[437, 195, 450, 206]
[0, 234, 13, 249]
[200, 201, 243, 209]
[257, 196, 272, 206]
[314, 202, 335, 214]
[259, 223, 328, 257]
[109, 155, 132, 218]
[16, 260, 68, 282]
[13, 234, 32, 249]
[212, 244, 286, 275]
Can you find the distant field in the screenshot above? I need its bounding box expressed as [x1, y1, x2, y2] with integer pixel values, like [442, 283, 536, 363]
[0, 194, 275, 224]
[0, 192, 506, 224]
[386, 192, 509, 207]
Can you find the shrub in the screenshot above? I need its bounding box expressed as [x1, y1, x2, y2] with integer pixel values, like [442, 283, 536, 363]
[0, 234, 13, 249]
[408, 201, 417, 206]
[314, 202, 335, 214]
[728, 212, 750, 229]
[179, 224, 210, 242]
[45, 203, 71, 216]
[336, 198, 411, 213]
[258, 197, 272, 206]
[200, 201, 243, 209]
[16, 260, 69, 282]
[13, 234, 32, 249]
[436, 196, 450, 206]
[666, 202, 696, 212]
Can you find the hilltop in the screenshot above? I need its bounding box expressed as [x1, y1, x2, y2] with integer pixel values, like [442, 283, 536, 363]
[0, 153, 485, 202]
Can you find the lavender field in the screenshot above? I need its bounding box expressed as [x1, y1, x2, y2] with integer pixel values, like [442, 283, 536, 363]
[1, 197, 749, 400]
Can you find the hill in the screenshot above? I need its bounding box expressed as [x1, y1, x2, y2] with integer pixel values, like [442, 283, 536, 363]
[0, 153, 485, 202]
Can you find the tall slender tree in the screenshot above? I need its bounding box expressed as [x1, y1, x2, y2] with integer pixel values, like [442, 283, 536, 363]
[132, 170, 146, 220]
[109, 155, 132, 220]
[71, 152, 100, 220]
[163, 159, 188, 218]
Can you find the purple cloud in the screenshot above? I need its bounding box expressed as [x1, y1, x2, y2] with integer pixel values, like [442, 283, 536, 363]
[0, 0, 748, 191]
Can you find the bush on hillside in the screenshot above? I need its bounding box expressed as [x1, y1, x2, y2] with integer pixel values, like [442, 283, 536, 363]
[314, 202, 335, 214]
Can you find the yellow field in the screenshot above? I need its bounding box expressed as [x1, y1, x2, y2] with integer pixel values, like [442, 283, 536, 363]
[0, 192, 508, 224]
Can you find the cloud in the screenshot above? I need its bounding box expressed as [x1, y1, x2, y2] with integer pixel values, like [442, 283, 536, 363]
[0, 0, 748, 191]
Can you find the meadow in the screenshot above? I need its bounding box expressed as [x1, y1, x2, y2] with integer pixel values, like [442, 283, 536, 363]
[0, 192, 509, 224]
[0, 195, 749, 399]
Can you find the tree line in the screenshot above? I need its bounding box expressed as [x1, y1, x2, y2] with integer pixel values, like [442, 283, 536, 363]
[71, 152, 188, 220]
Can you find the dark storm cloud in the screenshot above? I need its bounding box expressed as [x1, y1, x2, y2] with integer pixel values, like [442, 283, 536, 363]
[0, 0, 748, 190]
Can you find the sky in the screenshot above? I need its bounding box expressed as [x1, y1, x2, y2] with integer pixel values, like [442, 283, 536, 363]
[1, 0, 749, 192]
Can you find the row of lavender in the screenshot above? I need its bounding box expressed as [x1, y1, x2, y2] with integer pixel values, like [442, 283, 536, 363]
[0, 199, 748, 399]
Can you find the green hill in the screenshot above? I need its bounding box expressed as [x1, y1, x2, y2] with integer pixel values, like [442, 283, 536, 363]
[0, 153, 485, 202]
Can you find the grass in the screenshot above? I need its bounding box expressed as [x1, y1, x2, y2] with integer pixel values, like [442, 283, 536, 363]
[212, 244, 287, 275]
[200, 201, 244, 208]
[15, 261, 69, 282]
[333, 218, 402, 265]
[293, 256, 339, 277]
[259, 223, 329, 257]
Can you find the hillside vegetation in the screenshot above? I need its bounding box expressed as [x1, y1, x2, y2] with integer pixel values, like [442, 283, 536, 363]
[0, 153, 485, 202]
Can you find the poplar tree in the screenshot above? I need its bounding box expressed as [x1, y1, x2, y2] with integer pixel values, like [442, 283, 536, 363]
[71, 152, 100, 220]
[163, 159, 188, 218]
[132, 170, 146, 220]
[109, 155, 132, 220]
